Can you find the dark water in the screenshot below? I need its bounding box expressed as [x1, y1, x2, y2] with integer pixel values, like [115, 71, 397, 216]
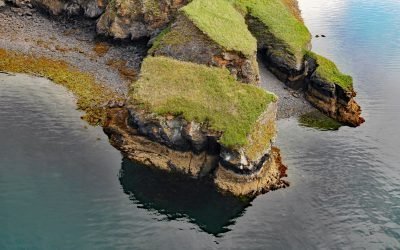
[1, 0, 400, 249]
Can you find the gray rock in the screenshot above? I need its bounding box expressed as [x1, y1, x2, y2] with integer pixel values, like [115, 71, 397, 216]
[0, 0, 5, 8]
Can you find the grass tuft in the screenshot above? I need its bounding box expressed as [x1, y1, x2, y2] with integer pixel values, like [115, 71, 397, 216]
[0, 49, 123, 125]
[130, 56, 277, 148]
[306, 51, 353, 91]
[181, 0, 257, 56]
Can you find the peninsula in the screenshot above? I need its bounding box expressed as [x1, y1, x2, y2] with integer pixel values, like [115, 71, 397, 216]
[0, 0, 364, 197]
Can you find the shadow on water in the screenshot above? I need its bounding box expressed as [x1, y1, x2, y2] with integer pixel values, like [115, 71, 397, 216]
[119, 158, 251, 236]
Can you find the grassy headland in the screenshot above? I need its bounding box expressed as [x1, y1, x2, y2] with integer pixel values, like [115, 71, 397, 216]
[130, 56, 277, 148]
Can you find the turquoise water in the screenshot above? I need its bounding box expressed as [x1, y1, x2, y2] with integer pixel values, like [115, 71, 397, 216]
[1, 0, 400, 249]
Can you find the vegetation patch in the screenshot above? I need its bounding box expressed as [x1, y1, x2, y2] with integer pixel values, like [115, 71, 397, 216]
[233, 0, 310, 57]
[0, 49, 123, 125]
[181, 0, 257, 56]
[299, 110, 342, 131]
[306, 51, 353, 91]
[130, 56, 277, 148]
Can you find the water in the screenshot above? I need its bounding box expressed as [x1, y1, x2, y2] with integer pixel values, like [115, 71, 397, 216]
[1, 0, 400, 249]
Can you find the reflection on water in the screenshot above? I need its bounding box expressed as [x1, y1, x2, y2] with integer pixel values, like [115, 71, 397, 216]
[119, 159, 249, 236]
[298, 111, 342, 131]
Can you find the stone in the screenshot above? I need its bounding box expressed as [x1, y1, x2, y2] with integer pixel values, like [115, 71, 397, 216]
[96, 0, 188, 40]
[31, 0, 107, 17]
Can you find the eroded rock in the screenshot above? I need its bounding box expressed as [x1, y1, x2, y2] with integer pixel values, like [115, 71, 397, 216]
[96, 0, 188, 40]
[31, 0, 107, 17]
[150, 13, 259, 84]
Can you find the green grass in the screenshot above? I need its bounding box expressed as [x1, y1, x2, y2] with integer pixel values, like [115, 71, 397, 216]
[181, 0, 257, 56]
[130, 56, 277, 149]
[233, 0, 310, 57]
[306, 51, 353, 91]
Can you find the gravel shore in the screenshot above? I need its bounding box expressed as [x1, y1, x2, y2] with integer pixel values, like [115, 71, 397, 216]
[0, 3, 314, 119]
[0, 4, 147, 95]
[259, 57, 315, 119]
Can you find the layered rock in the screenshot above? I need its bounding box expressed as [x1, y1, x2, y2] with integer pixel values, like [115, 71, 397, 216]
[148, 0, 260, 84]
[235, 0, 311, 88]
[30, 0, 108, 17]
[304, 53, 364, 126]
[96, 0, 188, 40]
[103, 56, 286, 197]
[235, 0, 364, 126]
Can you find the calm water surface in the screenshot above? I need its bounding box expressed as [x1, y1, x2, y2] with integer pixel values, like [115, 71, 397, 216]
[1, 0, 400, 249]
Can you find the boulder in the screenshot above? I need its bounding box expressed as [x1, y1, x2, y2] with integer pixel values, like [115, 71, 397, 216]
[96, 0, 188, 40]
[31, 0, 107, 17]
[149, 0, 260, 84]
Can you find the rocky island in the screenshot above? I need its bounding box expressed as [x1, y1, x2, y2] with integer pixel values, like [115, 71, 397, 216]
[0, 0, 364, 197]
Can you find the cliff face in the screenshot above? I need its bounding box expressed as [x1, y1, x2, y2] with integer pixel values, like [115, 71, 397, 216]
[235, 0, 364, 126]
[104, 55, 285, 196]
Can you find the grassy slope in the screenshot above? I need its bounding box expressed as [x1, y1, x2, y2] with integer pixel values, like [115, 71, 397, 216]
[233, 0, 310, 57]
[0, 49, 123, 125]
[181, 0, 257, 56]
[306, 51, 353, 91]
[130, 56, 277, 148]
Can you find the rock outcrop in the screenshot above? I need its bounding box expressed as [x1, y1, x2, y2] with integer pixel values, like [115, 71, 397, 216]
[30, 0, 108, 17]
[96, 0, 188, 40]
[150, 13, 259, 84]
[103, 55, 286, 197]
[236, 0, 364, 126]
[304, 53, 364, 126]
[104, 101, 287, 197]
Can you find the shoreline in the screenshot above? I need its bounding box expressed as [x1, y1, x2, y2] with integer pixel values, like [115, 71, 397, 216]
[0, 4, 313, 120]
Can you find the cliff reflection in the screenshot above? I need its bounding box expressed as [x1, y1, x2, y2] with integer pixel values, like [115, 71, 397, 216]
[119, 158, 250, 236]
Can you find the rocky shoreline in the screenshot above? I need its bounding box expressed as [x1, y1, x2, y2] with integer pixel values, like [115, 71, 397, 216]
[0, 0, 363, 197]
